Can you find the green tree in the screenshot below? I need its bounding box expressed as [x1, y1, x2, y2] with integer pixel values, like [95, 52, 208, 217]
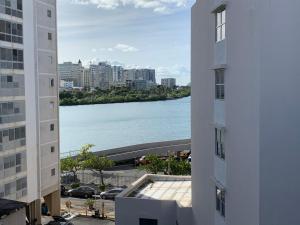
[84, 155, 115, 187]
[77, 144, 95, 162]
[166, 156, 191, 176]
[140, 154, 165, 174]
[61, 156, 81, 182]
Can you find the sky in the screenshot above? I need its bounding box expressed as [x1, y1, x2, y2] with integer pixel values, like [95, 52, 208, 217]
[57, 0, 194, 85]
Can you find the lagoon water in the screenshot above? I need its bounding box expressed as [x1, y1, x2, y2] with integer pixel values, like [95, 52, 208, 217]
[59, 97, 191, 154]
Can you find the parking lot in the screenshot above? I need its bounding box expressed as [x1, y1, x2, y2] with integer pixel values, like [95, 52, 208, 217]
[61, 197, 115, 218]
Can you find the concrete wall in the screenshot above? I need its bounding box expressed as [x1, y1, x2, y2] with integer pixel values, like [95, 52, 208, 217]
[191, 1, 215, 225]
[0, 208, 26, 225]
[192, 0, 300, 225]
[116, 198, 177, 225]
[258, 1, 300, 224]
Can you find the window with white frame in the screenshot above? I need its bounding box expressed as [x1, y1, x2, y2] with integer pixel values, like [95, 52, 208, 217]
[215, 128, 225, 159]
[216, 8, 226, 42]
[215, 70, 224, 100]
[49, 101, 55, 111]
[216, 186, 225, 217]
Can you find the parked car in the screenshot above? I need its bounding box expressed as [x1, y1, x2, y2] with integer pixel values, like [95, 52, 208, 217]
[67, 186, 96, 198]
[100, 188, 124, 200]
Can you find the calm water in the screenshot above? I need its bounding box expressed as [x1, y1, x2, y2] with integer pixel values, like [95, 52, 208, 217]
[59, 97, 191, 154]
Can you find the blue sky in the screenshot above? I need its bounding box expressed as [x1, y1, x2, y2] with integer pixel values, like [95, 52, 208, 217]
[57, 0, 194, 85]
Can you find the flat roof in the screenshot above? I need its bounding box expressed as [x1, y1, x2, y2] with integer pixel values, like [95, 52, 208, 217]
[126, 175, 192, 207]
[0, 198, 26, 217]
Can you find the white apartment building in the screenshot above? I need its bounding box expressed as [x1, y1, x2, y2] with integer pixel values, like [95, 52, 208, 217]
[58, 60, 83, 87]
[161, 78, 176, 89]
[192, 1, 300, 225]
[90, 62, 112, 90]
[112, 65, 124, 83]
[0, 0, 60, 223]
[83, 68, 91, 88]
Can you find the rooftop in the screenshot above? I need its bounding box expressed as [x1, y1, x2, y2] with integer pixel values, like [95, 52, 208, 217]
[121, 174, 192, 207]
[0, 198, 26, 217]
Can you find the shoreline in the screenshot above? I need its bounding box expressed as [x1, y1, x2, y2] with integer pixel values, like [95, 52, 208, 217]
[59, 95, 190, 107]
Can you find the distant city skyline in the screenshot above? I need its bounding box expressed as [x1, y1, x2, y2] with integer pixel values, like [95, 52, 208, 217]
[57, 0, 193, 85]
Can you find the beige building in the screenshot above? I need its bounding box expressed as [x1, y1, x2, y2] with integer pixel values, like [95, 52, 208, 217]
[58, 60, 84, 87]
[0, 0, 60, 224]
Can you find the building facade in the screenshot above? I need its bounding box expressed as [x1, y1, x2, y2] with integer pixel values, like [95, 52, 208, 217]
[83, 68, 91, 88]
[161, 78, 176, 89]
[58, 60, 83, 87]
[90, 62, 112, 90]
[192, 1, 300, 225]
[112, 65, 124, 83]
[0, 0, 60, 223]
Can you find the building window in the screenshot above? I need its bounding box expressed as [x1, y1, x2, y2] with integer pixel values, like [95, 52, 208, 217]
[48, 32, 52, 40]
[0, 20, 23, 44]
[51, 168, 55, 176]
[49, 56, 53, 64]
[139, 218, 158, 225]
[0, 0, 23, 18]
[216, 8, 226, 42]
[49, 101, 55, 111]
[216, 186, 225, 217]
[47, 9, 52, 18]
[50, 78, 55, 87]
[215, 70, 224, 100]
[215, 128, 225, 159]
[51, 146, 55, 153]
[50, 124, 54, 131]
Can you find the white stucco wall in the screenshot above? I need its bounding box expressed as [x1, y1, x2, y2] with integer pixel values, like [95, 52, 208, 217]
[191, 1, 215, 225]
[192, 1, 300, 225]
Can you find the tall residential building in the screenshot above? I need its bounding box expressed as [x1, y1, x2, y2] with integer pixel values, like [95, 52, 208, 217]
[90, 62, 112, 90]
[192, 1, 300, 225]
[136, 69, 156, 83]
[112, 65, 124, 83]
[83, 68, 91, 88]
[58, 60, 84, 87]
[0, 0, 60, 223]
[161, 78, 176, 89]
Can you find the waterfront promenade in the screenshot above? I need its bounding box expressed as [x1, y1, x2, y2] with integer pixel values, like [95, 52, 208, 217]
[61, 139, 191, 161]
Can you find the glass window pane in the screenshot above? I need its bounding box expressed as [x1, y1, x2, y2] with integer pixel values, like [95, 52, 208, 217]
[217, 13, 221, 27]
[222, 10, 226, 24]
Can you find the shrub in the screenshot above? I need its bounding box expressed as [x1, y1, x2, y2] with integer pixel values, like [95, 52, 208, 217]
[71, 183, 80, 189]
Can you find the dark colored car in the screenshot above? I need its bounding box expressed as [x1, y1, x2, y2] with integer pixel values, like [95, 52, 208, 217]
[67, 186, 96, 198]
[61, 185, 66, 196]
[100, 188, 124, 200]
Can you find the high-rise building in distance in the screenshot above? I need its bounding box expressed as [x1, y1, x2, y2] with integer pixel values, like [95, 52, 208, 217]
[58, 60, 84, 87]
[0, 0, 60, 223]
[161, 78, 176, 89]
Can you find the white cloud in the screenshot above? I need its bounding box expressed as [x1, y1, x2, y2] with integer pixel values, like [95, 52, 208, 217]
[71, 0, 188, 14]
[95, 44, 139, 53]
[91, 48, 97, 52]
[114, 44, 139, 52]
